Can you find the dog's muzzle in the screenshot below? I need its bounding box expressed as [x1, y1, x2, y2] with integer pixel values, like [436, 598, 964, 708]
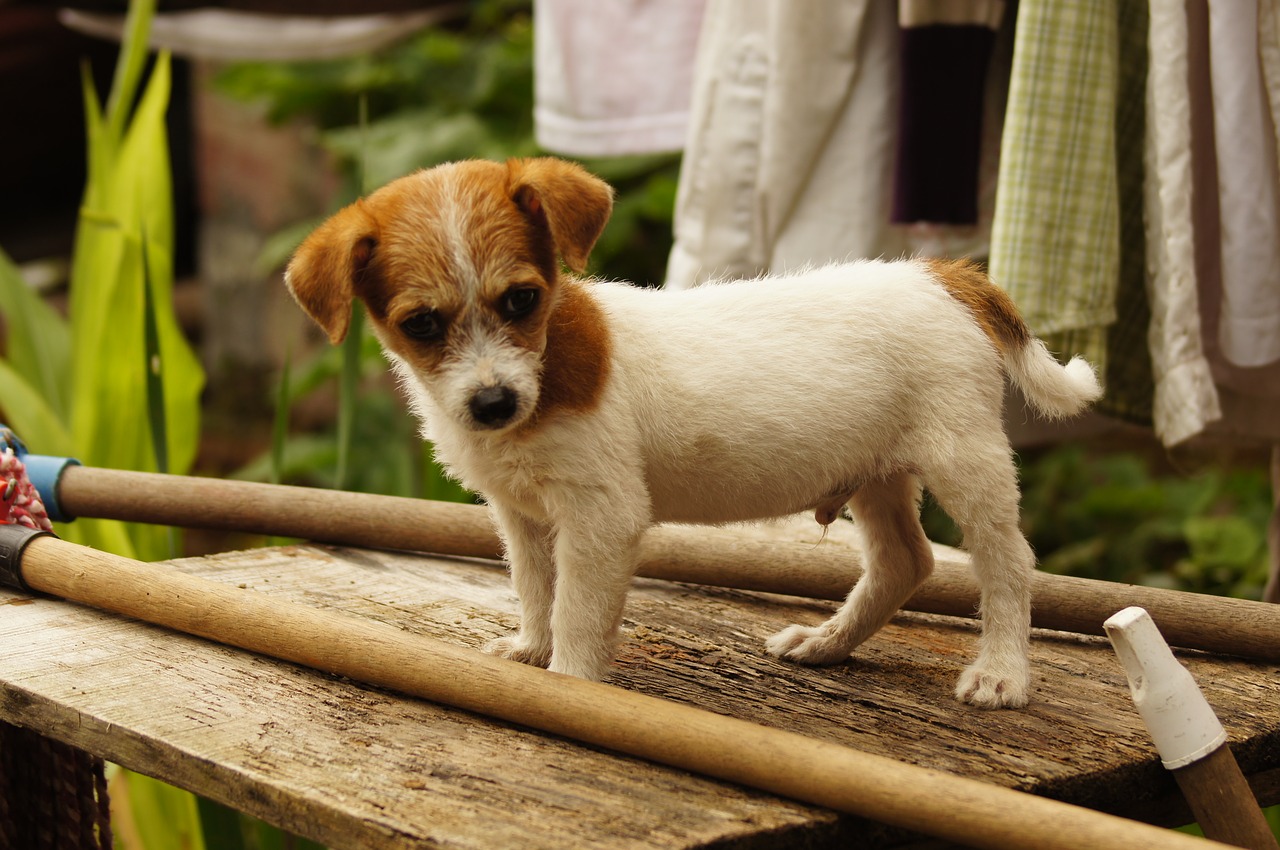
[468, 385, 520, 429]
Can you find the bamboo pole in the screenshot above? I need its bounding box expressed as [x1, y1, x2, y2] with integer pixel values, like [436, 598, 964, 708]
[8, 533, 1236, 850]
[55, 466, 1280, 661]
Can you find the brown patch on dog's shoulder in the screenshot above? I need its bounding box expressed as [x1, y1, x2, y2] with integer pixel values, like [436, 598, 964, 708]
[926, 258, 1031, 355]
[524, 277, 611, 429]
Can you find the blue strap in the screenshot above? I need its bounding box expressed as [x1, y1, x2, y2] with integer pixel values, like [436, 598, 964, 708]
[22, 454, 81, 522]
[0, 423, 81, 523]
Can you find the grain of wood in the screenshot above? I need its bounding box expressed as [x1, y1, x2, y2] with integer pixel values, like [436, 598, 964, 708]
[56, 467, 1280, 661]
[3, 541, 1277, 848]
[0, 562, 841, 849]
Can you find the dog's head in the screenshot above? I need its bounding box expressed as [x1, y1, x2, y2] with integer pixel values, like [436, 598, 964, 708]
[285, 158, 614, 434]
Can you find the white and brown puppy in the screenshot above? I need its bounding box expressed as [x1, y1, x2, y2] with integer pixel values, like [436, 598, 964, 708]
[286, 157, 1101, 709]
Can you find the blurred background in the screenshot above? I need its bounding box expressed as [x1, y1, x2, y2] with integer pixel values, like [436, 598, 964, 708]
[0, 0, 1276, 845]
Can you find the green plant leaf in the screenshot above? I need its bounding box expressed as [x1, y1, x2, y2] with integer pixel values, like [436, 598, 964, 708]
[1183, 515, 1263, 571]
[196, 796, 248, 850]
[69, 227, 150, 472]
[0, 354, 138, 556]
[103, 0, 158, 146]
[65, 48, 204, 561]
[80, 60, 110, 206]
[71, 53, 204, 476]
[0, 358, 76, 458]
[120, 769, 207, 850]
[0, 248, 71, 418]
[335, 304, 363, 489]
[141, 230, 169, 474]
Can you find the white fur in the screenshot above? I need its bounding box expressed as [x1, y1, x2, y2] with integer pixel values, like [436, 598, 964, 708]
[390, 259, 1101, 709]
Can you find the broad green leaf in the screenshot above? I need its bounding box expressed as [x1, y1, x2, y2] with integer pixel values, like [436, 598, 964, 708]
[71, 53, 204, 482]
[120, 53, 204, 475]
[142, 231, 168, 474]
[56, 516, 138, 560]
[120, 769, 207, 850]
[0, 358, 76, 458]
[0, 362, 137, 555]
[196, 797, 248, 850]
[69, 230, 149, 472]
[102, 0, 158, 147]
[79, 60, 110, 208]
[0, 248, 70, 417]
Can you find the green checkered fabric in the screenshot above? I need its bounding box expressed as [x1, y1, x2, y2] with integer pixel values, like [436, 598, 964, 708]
[990, 0, 1119, 349]
[990, 0, 1153, 422]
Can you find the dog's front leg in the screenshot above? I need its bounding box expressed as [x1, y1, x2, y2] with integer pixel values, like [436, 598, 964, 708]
[547, 512, 646, 681]
[486, 501, 556, 667]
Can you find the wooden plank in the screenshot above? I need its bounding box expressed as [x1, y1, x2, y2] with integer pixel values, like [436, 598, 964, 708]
[0, 547, 851, 849]
[1, 540, 1278, 848]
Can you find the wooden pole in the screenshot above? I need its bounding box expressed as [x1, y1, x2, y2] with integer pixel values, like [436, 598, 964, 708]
[1106, 606, 1280, 850]
[55, 466, 1280, 661]
[1172, 747, 1280, 850]
[9, 533, 1236, 850]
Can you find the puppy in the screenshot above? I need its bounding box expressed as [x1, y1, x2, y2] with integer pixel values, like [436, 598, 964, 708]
[285, 157, 1101, 709]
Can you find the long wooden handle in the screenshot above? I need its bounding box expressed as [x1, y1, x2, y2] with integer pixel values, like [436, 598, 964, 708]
[57, 465, 1280, 661]
[1173, 746, 1280, 850]
[12, 535, 1232, 850]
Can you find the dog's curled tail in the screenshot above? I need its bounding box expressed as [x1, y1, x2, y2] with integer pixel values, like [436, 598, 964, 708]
[1003, 339, 1103, 419]
[927, 258, 1103, 419]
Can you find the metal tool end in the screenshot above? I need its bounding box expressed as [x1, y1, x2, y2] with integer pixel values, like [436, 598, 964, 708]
[0, 523, 52, 592]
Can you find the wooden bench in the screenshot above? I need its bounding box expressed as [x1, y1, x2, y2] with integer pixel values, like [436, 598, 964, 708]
[1, 529, 1278, 848]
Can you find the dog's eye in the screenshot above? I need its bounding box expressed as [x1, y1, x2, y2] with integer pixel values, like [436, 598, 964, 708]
[500, 286, 541, 319]
[400, 311, 443, 341]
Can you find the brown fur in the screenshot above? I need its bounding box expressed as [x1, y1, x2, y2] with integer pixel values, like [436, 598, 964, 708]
[285, 200, 377, 344]
[285, 157, 617, 432]
[525, 278, 613, 429]
[926, 258, 1031, 355]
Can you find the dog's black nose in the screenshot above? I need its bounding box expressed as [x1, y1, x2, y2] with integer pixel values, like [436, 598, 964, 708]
[469, 385, 519, 427]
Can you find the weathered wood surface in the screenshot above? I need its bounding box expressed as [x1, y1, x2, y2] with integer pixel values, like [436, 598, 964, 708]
[1, 535, 1278, 849]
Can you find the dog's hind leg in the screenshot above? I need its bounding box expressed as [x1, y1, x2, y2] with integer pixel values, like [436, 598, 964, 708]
[485, 502, 556, 667]
[766, 471, 934, 665]
[921, 449, 1034, 709]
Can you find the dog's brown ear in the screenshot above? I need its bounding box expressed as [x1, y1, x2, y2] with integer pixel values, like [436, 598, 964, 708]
[284, 201, 378, 344]
[508, 157, 614, 273]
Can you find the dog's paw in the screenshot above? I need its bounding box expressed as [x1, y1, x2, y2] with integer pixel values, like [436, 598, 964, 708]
[484, 635, 552, 668]
[765, 624, 851, 666]
[955, 665, 1030, 709]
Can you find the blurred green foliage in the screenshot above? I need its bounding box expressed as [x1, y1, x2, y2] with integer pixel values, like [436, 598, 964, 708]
[923, 445, 1273, 600]
[217, 0, 678, 287]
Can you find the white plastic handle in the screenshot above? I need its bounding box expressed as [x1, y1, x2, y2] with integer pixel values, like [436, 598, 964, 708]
[1104, 606, 1227, 770]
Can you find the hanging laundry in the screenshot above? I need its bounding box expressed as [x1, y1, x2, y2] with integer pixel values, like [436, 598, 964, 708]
[892, 0, 1004, 225]
[533, 0, 707, 157]
[1206, 0, 1280, 369]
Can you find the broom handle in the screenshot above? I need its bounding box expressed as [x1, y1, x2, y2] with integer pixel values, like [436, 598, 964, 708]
[55, 465, 1280, 661]
[3, 531, 1233, 850]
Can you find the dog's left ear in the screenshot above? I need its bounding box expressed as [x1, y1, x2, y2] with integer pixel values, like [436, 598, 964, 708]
[507, 158, 614, 273]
